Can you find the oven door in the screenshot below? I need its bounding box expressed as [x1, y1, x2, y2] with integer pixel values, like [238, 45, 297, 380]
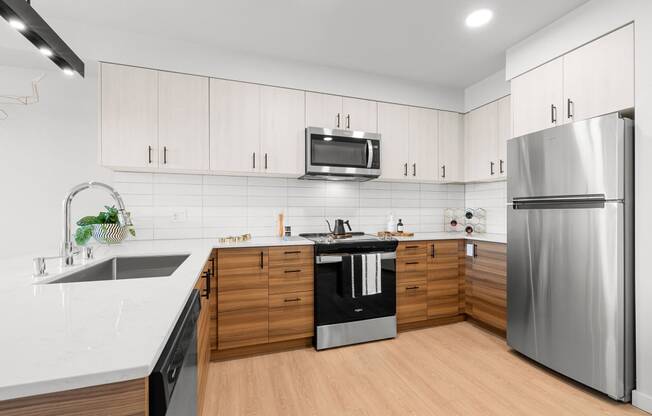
[305, 127, 381, 178]
[314, 252, 396, 327]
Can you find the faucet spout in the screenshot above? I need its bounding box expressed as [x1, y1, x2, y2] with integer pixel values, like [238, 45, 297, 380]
[62, 181, 132, 266]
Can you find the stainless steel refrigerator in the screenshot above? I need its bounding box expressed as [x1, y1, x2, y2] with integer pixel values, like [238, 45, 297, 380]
[506, 112, 635, 401]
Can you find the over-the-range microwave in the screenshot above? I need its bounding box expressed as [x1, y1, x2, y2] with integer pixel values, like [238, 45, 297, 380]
[301, 127, 381, 181]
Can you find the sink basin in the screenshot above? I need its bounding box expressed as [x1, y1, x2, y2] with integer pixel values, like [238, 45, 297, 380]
[46, 255, 190, 284]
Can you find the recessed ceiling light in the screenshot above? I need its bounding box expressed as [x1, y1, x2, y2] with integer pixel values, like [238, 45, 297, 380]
[465, 9, 493, 28]
[9, 19, 26, 31]
[39, 46, 53, 57]
[62, 68, 75, 77]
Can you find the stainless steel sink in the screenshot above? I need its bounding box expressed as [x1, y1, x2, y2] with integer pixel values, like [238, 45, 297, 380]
[46, 255, 190, 284]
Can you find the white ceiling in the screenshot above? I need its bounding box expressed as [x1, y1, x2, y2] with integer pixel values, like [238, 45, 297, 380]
[12, 0, 587, 88]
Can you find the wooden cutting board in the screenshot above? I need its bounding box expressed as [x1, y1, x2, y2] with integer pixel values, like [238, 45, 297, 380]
[377, 231, 415, 237]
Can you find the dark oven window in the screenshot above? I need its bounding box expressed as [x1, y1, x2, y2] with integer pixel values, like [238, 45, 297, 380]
[311, 134, 368, 168]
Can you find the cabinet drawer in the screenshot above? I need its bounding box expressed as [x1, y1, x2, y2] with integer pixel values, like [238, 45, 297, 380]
[397, 258, 427, 283]
[269, 246, 313, 265]
[397, 242, 428, 258]
[218, 288, 268, 313]
[269, 263, 313, 294]
[397, 279, 427, 324]
[269, 291, 314, 342]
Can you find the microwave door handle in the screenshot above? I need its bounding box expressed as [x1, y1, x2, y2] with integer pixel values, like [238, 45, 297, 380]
[366, 140, 373, 169]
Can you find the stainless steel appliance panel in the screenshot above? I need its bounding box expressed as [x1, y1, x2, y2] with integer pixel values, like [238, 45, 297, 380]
[507, 113, 631, 201]
[507, 201, 629, 400]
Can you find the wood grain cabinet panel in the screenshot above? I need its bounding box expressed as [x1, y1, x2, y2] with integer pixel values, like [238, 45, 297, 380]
[217, 248, 268, 292]
[426, 240, 460, 319]
[269, 291, 314, 343]
[465, 241, 507, 333]
[0, 378, 148, 416]
[397, 280, 427, 324]
[217, 308, 269, 350]
[195, 260, 212, 413]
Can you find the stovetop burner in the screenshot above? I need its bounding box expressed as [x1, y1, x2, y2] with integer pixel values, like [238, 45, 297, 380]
[300, 232, 397, 254]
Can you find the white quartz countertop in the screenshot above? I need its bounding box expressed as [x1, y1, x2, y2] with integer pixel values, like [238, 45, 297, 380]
[0, 236, 312, 401]
[393, 232, 507, 244]
[0, 233, 504, 401]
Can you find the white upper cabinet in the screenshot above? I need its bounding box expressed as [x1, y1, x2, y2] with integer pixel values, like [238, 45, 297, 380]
[101, 63, 158, 168]
[378, 102, 410, 181]
[306, 92, 343, 129]
[260, 86, 306, 175]
[158, 72, 209, 171]
[563, 24, 634, 123]
[306, 92, 377, 132]
[342, 97, 378, 133]
[210, 78, 261, 173]
[511, 57, 564, 138]
[496, 96, 511, 178]
[464, 101, 498, 182]
[438, 111, 464, 182]
[408, 107, 438, 181]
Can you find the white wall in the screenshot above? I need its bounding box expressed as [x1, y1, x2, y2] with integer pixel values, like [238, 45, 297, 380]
[0, 18, 464, 112]
[505, 0, 652, 412]
[0, 65, 113, 259]
[464, 68, 511, 112]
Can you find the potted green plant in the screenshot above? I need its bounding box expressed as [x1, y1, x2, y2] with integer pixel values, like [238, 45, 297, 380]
[75, 206, 136, 245]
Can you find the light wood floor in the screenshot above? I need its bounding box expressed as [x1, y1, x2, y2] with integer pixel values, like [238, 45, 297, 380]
[202, 322, 645, 415]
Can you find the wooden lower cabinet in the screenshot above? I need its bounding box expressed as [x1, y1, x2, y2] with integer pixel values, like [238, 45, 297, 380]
[196, 256, 213, 414]
[0, 379, 148, 416]
[397, 279, 427, 323]
[426, 240, 460, 319]
[269, 291, 314, 342]
[214, 245, 314, 356]
[465, 240, 507, 333]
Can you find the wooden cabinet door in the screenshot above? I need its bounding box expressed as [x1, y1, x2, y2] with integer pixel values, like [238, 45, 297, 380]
[269, 291, 314, 342]
[426, 241, 459, 319]
[100, 63, 158, 168]
[465, 241, 507, 332]
[563, 24, 634, 123]
[511, 57, 564, 138]
[210, 78, 260, 173]
[158, 72, 209, 171]
[217, 248, 269, 350]
[306, 92, 343, 128]
[378, 102, 410, 180]
[408, 107, 438, 182]
[260, 86, 306, 176]
[496, 96, 511, 179]
[342, 97, 378, 132]
[438, 111, 464, 182]
[397, 280, 427, 324]
[464, 102, 498, 182]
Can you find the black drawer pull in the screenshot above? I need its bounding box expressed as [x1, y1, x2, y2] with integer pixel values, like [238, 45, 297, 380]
[284, 298, 301, 303]
[405, 245, 420, 249]
[405, 261, 420, 265]
[406, 286, 420, 290]
[284, 250, 301, 255]
[285, 269, 301, 273]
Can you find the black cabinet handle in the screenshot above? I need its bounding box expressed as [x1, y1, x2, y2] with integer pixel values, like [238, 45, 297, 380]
[405, 261, 419, 265]
[284, 250, 301, 255]
[404, 163, 408, 176]
[284, 297, 301, 303]
[264, 153, 268, 170]
[346, 114, 351, 129]
[163, 146, 168, 164]
[260, 251, 264, 269]
[499, 159, 504, 174]
[252, 152, 256, 169]
[474, 244, 478, 258]
[336, 113, 341, 128]
[406, 286, 420, 290]
[567, 99, 574, 119]
[202, 269, 211, 299]
[148, 146, 152, 164]
[412, 163, 416, 177]
[490, 161, 495, 175]
[405, 245, 419, 249]
[442, 165, 446, 178]
[551, 104, 557, 123]
[431, 245, 435, 257]
[285, 269, 301, 274]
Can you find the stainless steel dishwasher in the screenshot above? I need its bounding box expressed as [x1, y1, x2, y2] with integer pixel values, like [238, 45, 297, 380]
[150, 289, 200, 415]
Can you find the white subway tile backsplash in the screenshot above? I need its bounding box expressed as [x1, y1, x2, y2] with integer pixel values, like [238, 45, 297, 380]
[113, 172, 508, 239]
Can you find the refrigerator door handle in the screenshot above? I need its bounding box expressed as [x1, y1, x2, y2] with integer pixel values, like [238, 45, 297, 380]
[512, 194, 608, 210]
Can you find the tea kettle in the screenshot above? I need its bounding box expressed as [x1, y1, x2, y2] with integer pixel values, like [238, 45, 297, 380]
[326, 219, 352, 235]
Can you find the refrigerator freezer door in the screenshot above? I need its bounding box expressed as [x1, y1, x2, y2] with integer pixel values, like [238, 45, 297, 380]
[507, 201, 631, 400]
[507, 113, 632, 201]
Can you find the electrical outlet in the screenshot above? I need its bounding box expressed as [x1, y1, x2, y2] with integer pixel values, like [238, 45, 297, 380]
[171, 210, 188, 223]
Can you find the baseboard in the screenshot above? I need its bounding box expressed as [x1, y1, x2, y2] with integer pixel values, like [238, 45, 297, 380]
[210, 337, 312, 362]
[397, 315, 465, 332]
[465, 316, 506, 338]
[633, 390, 652, 414]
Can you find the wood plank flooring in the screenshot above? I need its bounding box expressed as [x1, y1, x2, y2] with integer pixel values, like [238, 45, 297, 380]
[202, 322, 644, 416]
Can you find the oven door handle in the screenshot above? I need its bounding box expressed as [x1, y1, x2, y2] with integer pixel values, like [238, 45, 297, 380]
[316, 252, 396, 264]
[366, 139, 373, 169]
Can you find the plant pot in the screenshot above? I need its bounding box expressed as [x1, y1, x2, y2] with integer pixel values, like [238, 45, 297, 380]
[92, 223, 128, 244]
